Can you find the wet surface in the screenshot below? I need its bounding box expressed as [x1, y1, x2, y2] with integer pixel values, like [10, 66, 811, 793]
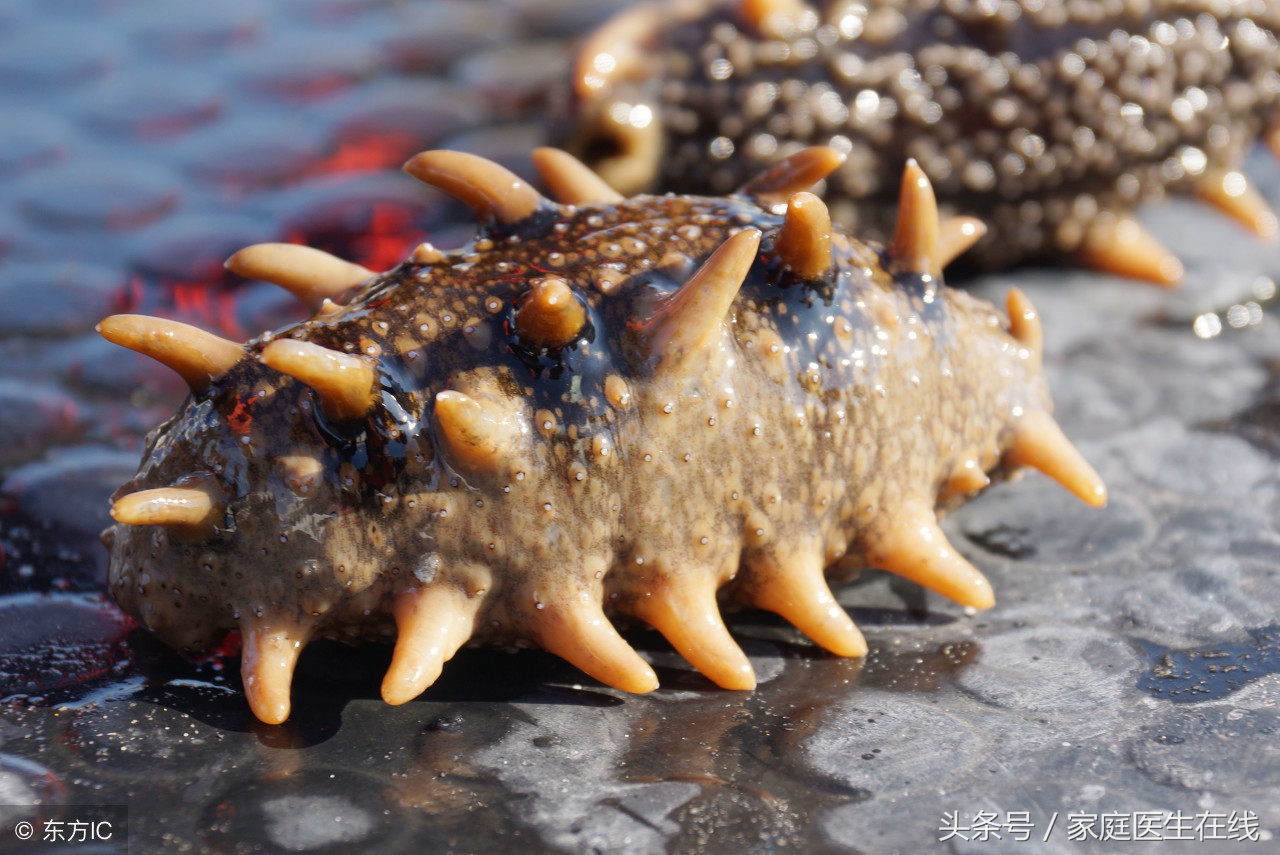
[1, 0, 1279, 852]
[1137, 627, 1280, 704]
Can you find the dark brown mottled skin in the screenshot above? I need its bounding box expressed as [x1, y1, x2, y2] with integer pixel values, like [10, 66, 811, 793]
[102, 150, 1105, 723]
[557, 0, 1280, 270]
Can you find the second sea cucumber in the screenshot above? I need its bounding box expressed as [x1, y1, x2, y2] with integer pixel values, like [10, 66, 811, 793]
[557, 0, 1280, 282]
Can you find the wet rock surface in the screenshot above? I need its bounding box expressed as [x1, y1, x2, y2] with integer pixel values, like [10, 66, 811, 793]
[0, 0, 1278, 852]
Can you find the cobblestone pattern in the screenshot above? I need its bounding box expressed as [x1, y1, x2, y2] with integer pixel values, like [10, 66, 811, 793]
[0, 1, 1278, 853]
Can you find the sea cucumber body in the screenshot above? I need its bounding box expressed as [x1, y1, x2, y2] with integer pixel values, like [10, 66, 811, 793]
[101, 150, 1098, 722]
[559, 0, 1280, 269]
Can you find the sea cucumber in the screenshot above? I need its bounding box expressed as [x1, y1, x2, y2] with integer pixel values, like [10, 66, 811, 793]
[98, 146, 1105, 724]
[556, 0, 1280, 283]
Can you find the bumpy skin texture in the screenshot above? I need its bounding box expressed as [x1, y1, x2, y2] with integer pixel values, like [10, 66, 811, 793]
[102, 149, 1102, 724]
[557, 0, 1280, 271]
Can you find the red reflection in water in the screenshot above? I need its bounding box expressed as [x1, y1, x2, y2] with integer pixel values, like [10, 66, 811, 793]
[133, 100, 225, 142]
[310, 133, 418, 175]
[209, 628, 243, 659]
[122, 128, 434, 340]
[171, 282, 245, 340]
[353, 202, 422, 271]
[286, 202, 425, 273]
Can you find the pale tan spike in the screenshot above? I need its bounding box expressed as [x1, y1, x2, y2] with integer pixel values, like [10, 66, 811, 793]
[938, 216, 988, 268]
[630, 577, 756, 690]
[1005, 287, 1042, 363]
[531, 147, 624, 205]
[1194, 169, 1280, 240]
[434, 391, 525, 475]
[572, 3, 663, 97]
[240, 621, 310, 725]
[577, 101, 664, 196]
[866, 500, 995, 609]
[740, 147, 846, 206]
[642, 229, 761, 370]
[888, 159, 942, 280]
[260, 339, 376, 421]
[943, 460, 990, 497]
[738, 0, 810, 37]
[110, 485, 221, 530]
[516, 278, 587, 347]
[97, 314, 244, 392]
[412, 242, 444, 265]
[1005, 409, 1108, 507]
[382, 584, 482, 705]
[403, 150, 545, 225]
[225, 244, 374, 312]
[748, 553, 867, 657]
[774, 191, 832, 279]
[1075, 214, 1182, 286]
[538, 597, 658, 693]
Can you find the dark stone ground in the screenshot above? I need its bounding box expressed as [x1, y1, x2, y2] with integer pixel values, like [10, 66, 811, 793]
[0, 0, 1277, 852]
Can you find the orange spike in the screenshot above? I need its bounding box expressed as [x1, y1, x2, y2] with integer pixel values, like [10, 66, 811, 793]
[537, 596, 658, 693]
[774, 191, 832, 279]
[866, 501, 995, 609]
[942, 459, 990, 498]
[225, 244, 373, 312]
[382, 583, 482, 705]
[738, 0, 810, 37]
[259, 339, 376, 422]
[1268, 126, 1280, 162]
[640, 229, 761, 371]
[938, 216, 988, 268]
[240, 621, 310, 725]
[433, 391, 525, 476]
[278, 454, 324, 494]
[531, 147, 624, 205]
[412, 242, 445, 265]
[888, 159, 942, 280]
[1005, 410, 1107, 507]
[629, 576, 756, 690]
[516, 278, 587, 347]
[575, 101, 664, 196]
[740, 146, 846, 206]
[1194, 169, 1279, 240]
[1076, 213, 1182, 286]
[747, 552, 867, 657]
[403, 150, 546, 225]
[572, 3, 663, 98]
[1005, 287, 1042, 363]
[98, 314, 243, 392]
[111, 484, 222, 531]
